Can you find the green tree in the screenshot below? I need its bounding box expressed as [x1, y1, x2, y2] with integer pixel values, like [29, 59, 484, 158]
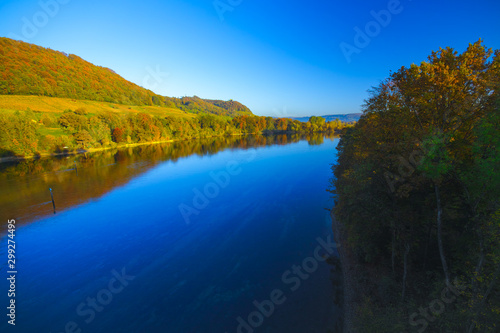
[73, 130, 94, 148]
[333, 40, 500, 331]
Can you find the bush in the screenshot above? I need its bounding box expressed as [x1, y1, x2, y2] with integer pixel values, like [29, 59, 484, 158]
[41, 114, 55, 127]
[73, 130, 94, 148]
[74, 107, 87, 115]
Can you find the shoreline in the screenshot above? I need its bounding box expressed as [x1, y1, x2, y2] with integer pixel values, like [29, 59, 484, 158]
[0, 130, 342, 164]
[0, 133, 248, 164]
[331, 209, 359, 333]
[0, 139, 178, 164]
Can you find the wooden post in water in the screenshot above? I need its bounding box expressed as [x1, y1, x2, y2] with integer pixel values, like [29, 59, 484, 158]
[49, 188, 56, 214]
[74, 161, 78, 176]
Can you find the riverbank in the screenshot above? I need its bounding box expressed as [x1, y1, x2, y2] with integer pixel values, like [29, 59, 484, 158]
[0, 132, 250, 163]
[331, 210, 361, 333]
[0, 129, 343, 164]
[0, 139, 176, 163]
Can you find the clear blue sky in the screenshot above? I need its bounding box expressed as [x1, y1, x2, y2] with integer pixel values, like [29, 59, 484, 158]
[1, 0, 499, 116]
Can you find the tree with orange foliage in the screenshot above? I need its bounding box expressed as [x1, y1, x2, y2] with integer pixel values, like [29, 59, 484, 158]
[112, 127, 124, 143]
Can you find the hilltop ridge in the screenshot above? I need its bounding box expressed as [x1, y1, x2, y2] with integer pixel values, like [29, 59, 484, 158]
[0, 37, 252, 117]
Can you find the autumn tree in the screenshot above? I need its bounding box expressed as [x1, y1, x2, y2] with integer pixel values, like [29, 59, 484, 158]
[73, 130, 94, 148]
[112, 127, 125, 143]
[333, 40, 500, 331]
[0, 112, 38, 156]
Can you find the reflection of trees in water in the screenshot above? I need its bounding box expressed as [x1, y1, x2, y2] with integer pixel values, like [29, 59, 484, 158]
[0, 134, 339, 230]
[307, 133, 325, 146]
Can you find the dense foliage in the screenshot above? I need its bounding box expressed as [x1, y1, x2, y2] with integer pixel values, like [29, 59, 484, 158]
[332, 40, 499, 332]
[0, 38, 251, 116]
[0, 108, 349, 157]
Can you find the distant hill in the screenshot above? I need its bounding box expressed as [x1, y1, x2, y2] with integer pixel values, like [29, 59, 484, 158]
[292, 113, 361, 123]
[0, 37, 252, 117]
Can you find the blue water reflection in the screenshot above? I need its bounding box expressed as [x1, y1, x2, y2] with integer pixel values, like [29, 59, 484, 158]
[0, 135, 341, 333]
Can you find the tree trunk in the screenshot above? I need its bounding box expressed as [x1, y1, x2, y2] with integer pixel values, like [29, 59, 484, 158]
[402, 242, 410, 301]
[422, 219, 433, 271]
[391, 199, 398, 275]
[473, 226, 485, 286]
[435, 183, 450, 285]
[392, 226, 396, 275]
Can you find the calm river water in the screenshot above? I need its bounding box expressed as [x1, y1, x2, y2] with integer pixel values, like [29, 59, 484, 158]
[0, 134, 342, 333]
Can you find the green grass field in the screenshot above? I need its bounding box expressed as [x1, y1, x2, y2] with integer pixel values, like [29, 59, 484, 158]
[0, 95, 196, 119]
[36, 127, 67, 137]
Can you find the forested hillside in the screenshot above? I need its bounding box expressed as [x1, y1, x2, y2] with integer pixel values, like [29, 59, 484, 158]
[0, 37, 251, 116]
[0, 106, 349, 158]
[332, 40, 499, 332]
[0, 38, 354, 158]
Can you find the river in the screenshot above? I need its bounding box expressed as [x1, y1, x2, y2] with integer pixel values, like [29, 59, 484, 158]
[0, 133, 342, 333]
